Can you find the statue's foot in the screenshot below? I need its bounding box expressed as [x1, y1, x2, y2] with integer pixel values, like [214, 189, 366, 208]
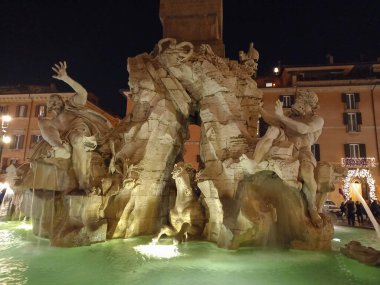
[310, 211, 323, 228]
[239, 154, 257, 175]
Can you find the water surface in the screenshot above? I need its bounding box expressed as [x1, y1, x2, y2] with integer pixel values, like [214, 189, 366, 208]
[1, 222, 379, 285]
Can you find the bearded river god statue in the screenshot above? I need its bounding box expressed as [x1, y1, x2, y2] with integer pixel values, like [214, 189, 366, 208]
[14, 38, 334, 250]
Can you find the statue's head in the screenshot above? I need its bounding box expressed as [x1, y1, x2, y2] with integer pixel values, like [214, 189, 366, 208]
[292, 90, 319, 115]
[47, 94, 65, 114]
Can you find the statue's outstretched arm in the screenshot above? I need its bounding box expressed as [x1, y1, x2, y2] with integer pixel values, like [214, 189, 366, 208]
[52, 61, 87, 105]
[274, 100, 324, 134]
[259, 103, 281, 127]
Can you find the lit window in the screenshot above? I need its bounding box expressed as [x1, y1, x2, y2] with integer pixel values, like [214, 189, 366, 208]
[344, 143, 366, 158]
[9, 134, 25, 150]
[0, 105, 9, 113]
[343, 112, 362, 132]
[35, 105, 47, 117]
[342, 93, 359, 109]
[16, 105, 28, 117]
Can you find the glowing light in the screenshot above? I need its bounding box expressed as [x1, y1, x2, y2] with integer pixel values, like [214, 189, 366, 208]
[341, 157, 376, 168]
[2, 135, 11, 144]
[1, 115, 11, 123]
[332, 238, 341, 242]
[343, 169, 377, 201]
[273, 67, 279, 74]
[133, 243, 180, 259]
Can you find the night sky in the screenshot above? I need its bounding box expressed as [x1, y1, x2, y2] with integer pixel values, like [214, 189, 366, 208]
[1, 0, 380, 118]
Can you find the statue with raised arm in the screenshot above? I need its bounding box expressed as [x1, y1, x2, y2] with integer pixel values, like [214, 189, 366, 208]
[240, 90, 324, 227]
[37, 61, 112, 191]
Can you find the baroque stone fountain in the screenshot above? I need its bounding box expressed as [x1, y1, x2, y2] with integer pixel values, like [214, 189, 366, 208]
[14, 38, 340, 250]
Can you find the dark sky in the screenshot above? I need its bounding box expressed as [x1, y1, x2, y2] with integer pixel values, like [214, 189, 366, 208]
[1, 0, 380, 118]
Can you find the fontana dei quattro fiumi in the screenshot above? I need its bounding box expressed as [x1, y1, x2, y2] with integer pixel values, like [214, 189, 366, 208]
[1, 1, 380, 284]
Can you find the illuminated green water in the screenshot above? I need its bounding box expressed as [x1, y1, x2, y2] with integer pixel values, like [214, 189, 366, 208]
[1, 222, 379, 285]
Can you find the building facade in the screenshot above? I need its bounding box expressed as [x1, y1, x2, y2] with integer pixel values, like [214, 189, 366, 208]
[0, 85, 119, 181]
[257, 62, 380, 204]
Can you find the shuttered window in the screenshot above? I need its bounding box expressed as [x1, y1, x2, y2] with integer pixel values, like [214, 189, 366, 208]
[279, 95, 295, 108]
[311, 144, 320, 161]
[343, 112, 362, 132]
[344, 143, 366, 158]
[9, 134, 25, 150]
[341, 93, 360, 109]
[35, 105, 47, 117]
[16, 105, 28, 117]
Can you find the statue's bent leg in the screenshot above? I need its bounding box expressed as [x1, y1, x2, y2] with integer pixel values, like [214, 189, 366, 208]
[252, 126, 281, 163]
[240, 126, 281, 174]
[300, 162, 323, 227]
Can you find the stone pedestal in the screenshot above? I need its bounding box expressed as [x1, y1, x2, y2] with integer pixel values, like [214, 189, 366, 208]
[160, 0, 225, 57]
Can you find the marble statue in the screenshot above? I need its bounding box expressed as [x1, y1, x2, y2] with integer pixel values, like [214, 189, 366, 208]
[152, 162, 205, 244]
[18, 62, 112, 193]
[39, 61, 112, 191]
[14, 39, 334, 250]
[240, 90, 324, 227]
[239, 42, 259, 78]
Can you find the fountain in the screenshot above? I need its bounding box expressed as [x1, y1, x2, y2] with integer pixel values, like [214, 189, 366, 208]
[0, 37, 378, 284]
[10, 39, 340, 251]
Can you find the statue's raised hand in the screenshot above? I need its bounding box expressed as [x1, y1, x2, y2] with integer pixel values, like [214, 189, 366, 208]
[274, 99, 284, 117]
[52, 61, 68, 80]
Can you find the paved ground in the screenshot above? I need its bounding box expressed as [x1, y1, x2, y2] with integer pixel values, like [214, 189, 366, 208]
[329, 213, 376, 230]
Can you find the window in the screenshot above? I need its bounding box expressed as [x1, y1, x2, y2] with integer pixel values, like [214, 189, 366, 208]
[9, 159, 18, 165]
[1, 158, 18, 173]
[30, 134, 43, 148]
[0, 105, 9, 113]
[343, 112, 362, 132]
[344, 143, 366, 158]
[16, 105, 28, 117]
[35, 105, 47, 117]
[342, 93, 360, 109]
[9, 134, 25, 150]
[311, 144, 320, 161]
[279, 95, 295, 108]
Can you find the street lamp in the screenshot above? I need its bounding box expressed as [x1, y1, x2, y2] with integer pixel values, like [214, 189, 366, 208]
[0, 115, 12, 173]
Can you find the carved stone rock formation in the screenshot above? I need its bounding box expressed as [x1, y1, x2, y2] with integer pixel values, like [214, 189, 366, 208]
[14, 38, 334, 250]
[341, 241, 380, 266]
